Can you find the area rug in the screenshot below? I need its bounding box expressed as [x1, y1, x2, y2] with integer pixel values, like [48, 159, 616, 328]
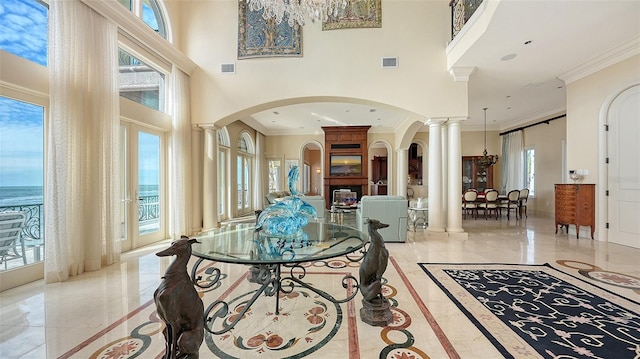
[419, 263, 640, 358]
[57, 257, 457, 358]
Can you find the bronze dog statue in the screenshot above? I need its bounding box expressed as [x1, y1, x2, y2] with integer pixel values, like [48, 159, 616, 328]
[154, 236, 204, 358]
[359, 219, 390, 303]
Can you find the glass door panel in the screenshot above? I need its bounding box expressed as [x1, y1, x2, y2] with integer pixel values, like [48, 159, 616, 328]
[120, 123, 165, 250]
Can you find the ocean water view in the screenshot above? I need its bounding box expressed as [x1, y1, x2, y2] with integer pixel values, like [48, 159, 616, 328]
[0, 185, 159, 207]
[0, 186, 43, 207]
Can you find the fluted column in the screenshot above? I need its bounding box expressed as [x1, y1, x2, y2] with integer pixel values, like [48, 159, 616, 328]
[426, 119, 445, 232]
[396, 148, 408, 197]
[202, 125, 218, 230]
[447, 119, 465, 233]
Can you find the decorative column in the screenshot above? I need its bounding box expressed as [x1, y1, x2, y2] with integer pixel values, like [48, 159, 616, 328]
[447, 119, 465, 233]
[202, 125, 218, 230]
[426, 119, 445, 232]
[441, 124, 449, 228]
[396, 148, 408, 197]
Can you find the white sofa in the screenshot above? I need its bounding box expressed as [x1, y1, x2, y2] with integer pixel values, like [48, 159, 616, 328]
[356, 195, 408, 243]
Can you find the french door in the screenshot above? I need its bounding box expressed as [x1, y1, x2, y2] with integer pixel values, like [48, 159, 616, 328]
[120, 123, 166, 251]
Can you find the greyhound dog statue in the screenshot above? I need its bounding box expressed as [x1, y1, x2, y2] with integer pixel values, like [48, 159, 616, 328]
[359, 219, 390, 303]
[154, 236, 204, 359]
[358, 219, 393, 326]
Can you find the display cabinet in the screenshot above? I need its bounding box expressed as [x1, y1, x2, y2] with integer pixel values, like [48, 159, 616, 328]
[462, 156, 493, 192]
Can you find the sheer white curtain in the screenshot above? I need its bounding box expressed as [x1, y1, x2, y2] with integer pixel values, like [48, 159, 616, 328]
[253, 132, 266, 210]
[46, 0, 120, 282]
[169, 68, 191, 239]
[501, 131, 524, 193]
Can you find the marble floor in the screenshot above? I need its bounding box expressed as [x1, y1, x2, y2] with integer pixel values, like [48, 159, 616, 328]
[1, 214, 639, 358]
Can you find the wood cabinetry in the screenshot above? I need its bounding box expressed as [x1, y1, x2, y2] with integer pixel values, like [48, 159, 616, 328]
[322, 126, 371, 209]
[462, 156, 493, 192]
[555, 184, 595, 239]
[371, 156, 387, 182]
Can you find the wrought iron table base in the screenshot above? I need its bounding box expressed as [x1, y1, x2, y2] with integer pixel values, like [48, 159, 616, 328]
[190, 257, 361, 335]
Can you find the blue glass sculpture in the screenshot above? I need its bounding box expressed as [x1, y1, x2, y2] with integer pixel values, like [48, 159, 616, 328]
[256, 165, 318, 240]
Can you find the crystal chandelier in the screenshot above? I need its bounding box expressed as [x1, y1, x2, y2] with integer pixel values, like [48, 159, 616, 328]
[245, 0, 347, 27]
[476, 108, 499, 169]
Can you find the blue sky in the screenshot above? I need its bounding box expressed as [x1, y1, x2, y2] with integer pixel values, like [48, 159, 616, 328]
[0, 0, 47, 187]
[0, 0, 163, 189]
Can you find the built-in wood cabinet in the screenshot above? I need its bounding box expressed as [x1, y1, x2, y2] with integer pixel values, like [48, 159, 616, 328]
[322, 126, 371, 209]
[555, 184, 595, 239]
[371, 156, 387, 182]
[462, 156, 493, 192]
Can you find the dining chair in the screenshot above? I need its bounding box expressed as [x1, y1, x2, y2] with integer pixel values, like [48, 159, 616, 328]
[462, 189, 478, 219]
[479, 189, 499, 220]
[500, 190, 520, 220]
[519, 189, 530, 218]
[0, 211, 27, 269]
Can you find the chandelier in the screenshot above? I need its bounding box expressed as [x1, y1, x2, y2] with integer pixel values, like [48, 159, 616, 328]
[476, 108, 499, 169]
[245, 0, 347, 27]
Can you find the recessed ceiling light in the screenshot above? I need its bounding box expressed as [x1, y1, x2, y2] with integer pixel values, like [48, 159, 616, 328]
[557, 86, 564, 89]
[345, 109, 350, 112]
[507, 107, 511, 110]
[273, 111, 279, 115]
[369, 109, 376, 112]
[524, 40, 532, 45]
[501, 53, 517, 61]
[506, 95, 511, 98]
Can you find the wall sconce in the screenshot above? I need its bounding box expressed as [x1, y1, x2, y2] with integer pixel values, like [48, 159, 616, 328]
[316, 168, 321, 174]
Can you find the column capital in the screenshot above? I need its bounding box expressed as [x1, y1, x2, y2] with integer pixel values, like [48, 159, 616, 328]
[198, 123, 219, 130]
[448, 66, 475, 82]
[446, 116, 468, 125]
[425, 118, 447, 126]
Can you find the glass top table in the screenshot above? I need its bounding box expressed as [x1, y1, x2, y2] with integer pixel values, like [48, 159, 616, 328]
[191, 222, 366, 265]
[188, 222, 367, 334]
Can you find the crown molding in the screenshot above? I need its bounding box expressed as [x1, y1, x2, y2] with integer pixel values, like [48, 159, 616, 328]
[559, 36, 640, 85]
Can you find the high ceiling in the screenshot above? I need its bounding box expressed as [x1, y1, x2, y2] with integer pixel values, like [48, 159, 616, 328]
[243, 0, 640, 135]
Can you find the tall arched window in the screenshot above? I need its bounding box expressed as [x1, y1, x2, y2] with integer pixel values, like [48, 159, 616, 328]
[236, 132, 254, 216]
[118, 0, 168, 39]
[217, 127, 230, 220]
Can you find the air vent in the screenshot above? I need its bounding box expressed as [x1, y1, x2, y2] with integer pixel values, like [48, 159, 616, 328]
[220, 63, 235, 74]
[381, 57, 398, 68]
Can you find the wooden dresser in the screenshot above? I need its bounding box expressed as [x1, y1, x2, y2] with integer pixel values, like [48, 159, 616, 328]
[554, 184, 595, 239]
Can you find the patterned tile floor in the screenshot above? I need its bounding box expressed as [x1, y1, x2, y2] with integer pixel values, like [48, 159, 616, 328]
[1, 213, 639, 358]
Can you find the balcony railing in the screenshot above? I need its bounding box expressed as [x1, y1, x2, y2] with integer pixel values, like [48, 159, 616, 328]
[1, 194, 161, 270]
[450, 0, 483, 40]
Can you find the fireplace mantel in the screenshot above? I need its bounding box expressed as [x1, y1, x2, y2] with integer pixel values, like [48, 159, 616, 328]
[322, 126, 371, 209]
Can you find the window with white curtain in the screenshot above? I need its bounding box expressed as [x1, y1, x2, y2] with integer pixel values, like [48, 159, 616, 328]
[236, 132, 254, 215]
[524, 147, 536, 196]
[118, 49, 166, 111]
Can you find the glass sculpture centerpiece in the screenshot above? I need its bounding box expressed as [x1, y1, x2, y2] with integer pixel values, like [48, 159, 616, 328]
[256, 165, 318, 245]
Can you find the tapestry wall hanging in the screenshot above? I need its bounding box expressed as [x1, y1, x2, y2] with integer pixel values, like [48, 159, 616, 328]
[322, 0, 382, 31]
[238, 2, 302, 59]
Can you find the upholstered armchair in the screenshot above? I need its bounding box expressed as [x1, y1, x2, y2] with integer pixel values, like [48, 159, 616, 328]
[301, 195, 326, 220]
[356, 195, 408, 243]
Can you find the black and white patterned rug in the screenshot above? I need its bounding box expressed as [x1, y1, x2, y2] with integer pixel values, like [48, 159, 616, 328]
[419, 263, 640, 358]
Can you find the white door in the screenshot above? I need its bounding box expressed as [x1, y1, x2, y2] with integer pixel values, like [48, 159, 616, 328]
[607, 84, 640, 248]
[120, 123, 166, 251]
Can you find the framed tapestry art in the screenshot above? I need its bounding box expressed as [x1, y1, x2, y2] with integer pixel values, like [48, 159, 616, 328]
[322, 0, 382, 30]
[238, 1, 302, 59]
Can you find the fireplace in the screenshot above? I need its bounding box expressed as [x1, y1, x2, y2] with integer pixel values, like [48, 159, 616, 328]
[322, 126, 371, 209]
[329, 185, 363, 204]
